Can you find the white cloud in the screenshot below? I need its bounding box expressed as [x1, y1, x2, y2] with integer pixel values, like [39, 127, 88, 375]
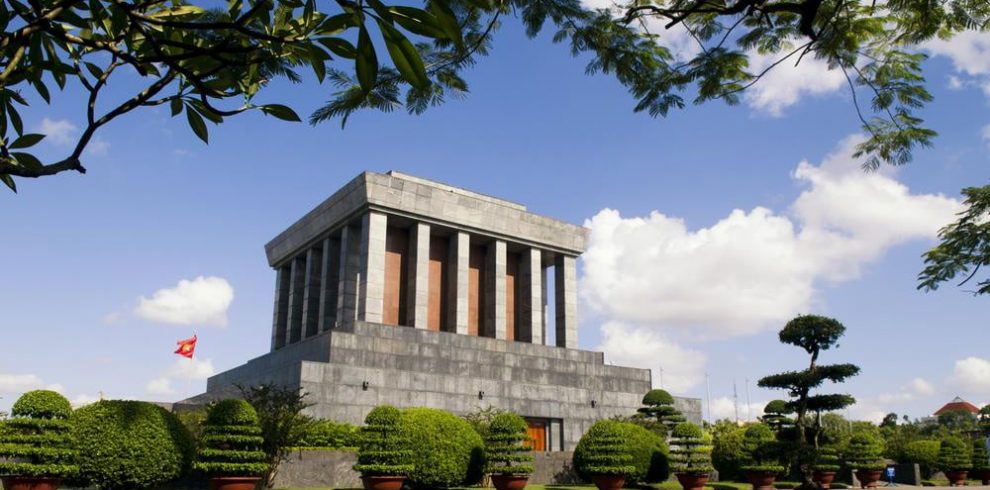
[911, 378, 935, 396]
[597, 322, 706, 393]
[146, 378, 176, 396]
[71, 394, 101, 407]
[135, 276, 234, 327]
[745, 50, 846, 116]
[925, 31, 990, 102]
[0, 373, 45, 393]
[948, 357, 990, 395]
[86, 137, 110, 156]
[582, 135, 962, 340]
[165, 357, 215, 380]
[36, 118, 78, 146]
[709, 396, 768, 423]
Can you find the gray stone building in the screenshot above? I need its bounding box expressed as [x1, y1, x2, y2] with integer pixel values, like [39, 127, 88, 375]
[189, 171, 700, 450]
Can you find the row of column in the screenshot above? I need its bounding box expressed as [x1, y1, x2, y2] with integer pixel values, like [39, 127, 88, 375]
[271, 211, 578, 350]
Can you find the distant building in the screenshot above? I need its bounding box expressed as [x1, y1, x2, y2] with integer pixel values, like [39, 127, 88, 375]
[933, 396, 980, 417]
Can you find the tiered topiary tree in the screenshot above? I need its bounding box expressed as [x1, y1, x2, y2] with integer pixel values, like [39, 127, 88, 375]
[938, 436, 972, 486]
[484, 412, 534, 490]
[573, 419, 635, 490]
[761, 400, 793, 433]
[846, 432, 885, 489]
[972, 438, 990, 485]
[639, 389, 686, 433]
[193, 399, 268, 490]
[670, 422, 713, 490]
[0, 390, 77, 490]
[813, 445, 841, 489]
[354, 405, 414, 490]
[740, 423, 784, 490]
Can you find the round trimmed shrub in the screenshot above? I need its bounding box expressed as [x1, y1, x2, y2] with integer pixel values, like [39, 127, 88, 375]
[671, 422, 713, 474]
[846, 432, 885, 471]
[938, 436, 971, 472]
[193, 399, 267, 477]
[73, 400, 194, 490]
[902, 440, 940, 478]
[643, 389, 675, 406]
[354, 405, 413, 477]
[573, 420, 636, 478]
[0, 390, 77, 478]
[741, 423, 783, 473]
[617, 421, 669, 483]
[401, 407, 484, 488]
[484, 412, 534, 476]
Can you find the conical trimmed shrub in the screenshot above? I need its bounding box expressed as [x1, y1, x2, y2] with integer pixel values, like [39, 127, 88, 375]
[670, 422, 713, 475]
[939, 436, 971, 472]
[485, 412, 534, 475]
[193, 399, 268, 476]
[353, 405, 414, 477]
[814, 445, 840, 472]
[846, 432, 885, 471]
[0, 390, 77, 479]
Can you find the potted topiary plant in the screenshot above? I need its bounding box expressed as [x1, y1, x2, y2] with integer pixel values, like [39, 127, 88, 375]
[846, 432, 885, 489]
[573, 419, 636, 490]
[813, 445, 841, 489]
[972, 438, 990, 485]
[740, 424, 784, 490]
[939, 436, 972, 486]
[193, 399, 268, 490]
[671, 422, 713, 490]
[485, 412, 535, 490]
[354, 405, 414, 490]
[0, 390, 77, 490]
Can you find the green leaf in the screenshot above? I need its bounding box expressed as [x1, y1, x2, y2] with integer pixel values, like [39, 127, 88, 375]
[260, 104, 301, 122]
[11, 152, 43, 169]
[428, 0, 463, 49]
[376, 19, 430, 90]
[9, 133, 45, 149]
[170, 97, 183, 116]
[84, 62, 103, 80]
[317, 13, 358, 35]
[388, 6, 446, 39]
[149, 5, 205, 18]
[30, 79, 50, 104]
[356, 24, 379, 93]
[185, 107, 209, 143]
[317, 37, 357, 59]
[0, 174, 16, 193]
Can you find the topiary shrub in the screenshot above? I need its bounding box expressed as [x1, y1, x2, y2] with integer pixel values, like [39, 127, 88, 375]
[0, 390, 77, 479]
[740, 423, 784, 473]
[712, 422, 747, 481]
[192, 399, 267, 477]
[670, 422, 713, 475]
[846, 432, 885, 471]
[401, 407, 484, 488]
[73, 400, 194, 490]
[354, 405, 414, 477]
[902, 440, 941, 478]
[617, 421, 670, 483]
[639, 389, 686, 431]
[814, 445, 840, 472]
[972, 438, 989, 471]
[297, 419, 360, 449]
[762, 400, 793, 433]
[938, 436, 971, 472]
[573, 420, 636, 478]
[484, 412, 534, 476]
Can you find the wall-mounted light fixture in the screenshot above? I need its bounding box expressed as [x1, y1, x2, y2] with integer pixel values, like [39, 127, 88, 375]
[590, 400, 598, 408]
[362, 381, 369, 391]
[478, 390, 485, 400]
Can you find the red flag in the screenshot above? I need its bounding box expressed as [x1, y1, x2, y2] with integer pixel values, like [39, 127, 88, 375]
[174, 335, 197, 358]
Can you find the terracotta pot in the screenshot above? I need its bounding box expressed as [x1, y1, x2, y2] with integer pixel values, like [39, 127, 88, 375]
[1, 476, 61, 490]
[361, 475, 406, 490]
[591, 473, 626, 490]
[491, 473, 530, 490]
[208, 476, 262, 490]
[676, 472, 710, 490]
[746, 470, 778, 490]
[855, 469, 882, 489]
[977, 468, 990, 486]
[813, 470, 837, 489]
[945, 470, 969, 487]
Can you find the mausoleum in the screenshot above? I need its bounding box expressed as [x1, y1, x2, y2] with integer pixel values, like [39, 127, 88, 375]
[187, 171, 700, 450]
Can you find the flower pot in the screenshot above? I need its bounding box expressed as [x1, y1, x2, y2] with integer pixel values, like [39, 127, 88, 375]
[746, 470, 779, 490]
[208, 476, 262, 490]
[945, 470, 969, 486]
[813, 470, 837, 489]
[977, 469, 990, 486]
[492, 473, 530, 490]
[361, 475, 406, 490]
[855, 470, 882, 489]
[1, 476, 61, 490]
[676, 472, 710, 490]
[591, 473, 626, 490]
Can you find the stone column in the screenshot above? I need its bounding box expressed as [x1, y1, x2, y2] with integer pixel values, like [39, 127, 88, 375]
[447, 231, 469, 335]
[301, 247, 323, 339]
[541, 265, 548, 345]
[554, 254, 578, 349]
[318, 237, 340, 332]
[270, 265, 290, 350]
[286, 254, 306, 344]
[358, 211, 387, 324]
[483, 240, 507, 339]
[337, 225, 361, 327]
[406, 222, 430, 329]
[518, 248, 543, 344]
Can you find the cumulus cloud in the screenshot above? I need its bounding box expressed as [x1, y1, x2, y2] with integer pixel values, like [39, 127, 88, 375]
[583, 135, 961, 341]
[86, 137, 110, 156]
[925, 31, 990, 101]
[948, 357, 990, 395]
[144, 358, 214, 397]
[70, 394, 102, 407]
[597, 322, 706, 393]
[146, 378, 176, 396]
[709, 396, 768, 423]
[36, 118, 78, 146]
[135, 276, 234, 326]
[744, 51, 846, 116]
[0, 374, 45, 393]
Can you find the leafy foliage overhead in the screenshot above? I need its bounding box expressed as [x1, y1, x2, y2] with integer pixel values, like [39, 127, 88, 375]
[918, 185, 990, 296]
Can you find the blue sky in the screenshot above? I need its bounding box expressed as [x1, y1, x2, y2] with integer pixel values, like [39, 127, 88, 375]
[2, 17, 988, 422]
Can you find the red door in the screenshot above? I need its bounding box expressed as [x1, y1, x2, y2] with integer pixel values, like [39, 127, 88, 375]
[525, 419, 546, 452]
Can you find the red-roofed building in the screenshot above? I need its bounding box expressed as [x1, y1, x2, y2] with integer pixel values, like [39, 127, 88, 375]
[933, 396, 980, 416]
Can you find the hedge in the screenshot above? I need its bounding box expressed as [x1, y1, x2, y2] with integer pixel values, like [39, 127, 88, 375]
[354, 405, 413, 477]
[193, 399, 267, 477]
[73, 400, 194, 490]
[401, 407, 484, 488]
[572, 420, 636, 478]
[0, 390, 76, 478]
[484, 412, 534, 476]
[902, 440, 940, 478]
[298, 419, 361, 449]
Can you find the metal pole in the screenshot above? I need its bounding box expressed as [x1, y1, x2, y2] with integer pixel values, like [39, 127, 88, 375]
[745, 377, 752, 422]
[706, 372, 713, 425]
